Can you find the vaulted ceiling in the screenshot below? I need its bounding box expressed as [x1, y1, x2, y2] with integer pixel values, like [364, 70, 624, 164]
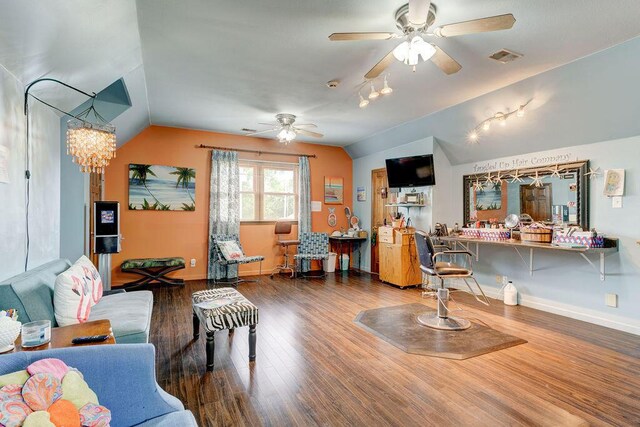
[1, 0, 640, 148]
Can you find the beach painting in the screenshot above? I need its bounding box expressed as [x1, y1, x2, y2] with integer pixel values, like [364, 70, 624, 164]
[324, 176, 343, 205]
[474, 182, 502, 211]
[129, 164, 196, 211]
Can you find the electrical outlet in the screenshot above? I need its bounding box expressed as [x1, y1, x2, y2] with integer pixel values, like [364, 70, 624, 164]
[495, 275, 503, 284]
[190, 258, 196, 268]
[612, 196, 622, 208]
[605, 293, 618, 308]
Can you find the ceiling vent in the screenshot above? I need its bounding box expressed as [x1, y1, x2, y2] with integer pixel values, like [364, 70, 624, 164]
[489, 49, 523, 64]
[242, 128, 257, 133]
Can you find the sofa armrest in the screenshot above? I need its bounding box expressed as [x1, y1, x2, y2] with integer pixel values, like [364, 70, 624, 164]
[0, 344, 182, 427]
[103, 289, 127, 296]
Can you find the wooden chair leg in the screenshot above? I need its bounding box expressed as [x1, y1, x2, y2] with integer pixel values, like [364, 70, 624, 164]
[206, 331, 215, 371]
[193, 312, 200, 340]
[249, 325, 256, 362]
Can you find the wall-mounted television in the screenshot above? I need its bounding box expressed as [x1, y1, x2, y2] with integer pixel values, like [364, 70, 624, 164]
[385, 154, 435, 188]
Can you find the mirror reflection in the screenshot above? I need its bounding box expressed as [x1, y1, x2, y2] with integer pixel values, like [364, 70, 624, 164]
[463, 161, 589, 229]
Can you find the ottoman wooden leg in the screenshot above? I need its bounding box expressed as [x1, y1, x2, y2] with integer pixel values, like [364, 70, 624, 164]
[193, 312, 200, 340]
[249, 325, 256, 362]
[206, 331, 215, 371]
[228, 328, 234, 335]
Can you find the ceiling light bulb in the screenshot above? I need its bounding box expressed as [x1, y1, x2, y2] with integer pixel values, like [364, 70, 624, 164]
[500, 118, 507, 127]
[380, 77, 393, 95]
[358, 94, 369, 109]
[517, 105, 525, 117]
[392, 41, 410, 62]
[482, 121, 491, 131]
[368, 83, 379, 100]
[468, 131, 479, 142]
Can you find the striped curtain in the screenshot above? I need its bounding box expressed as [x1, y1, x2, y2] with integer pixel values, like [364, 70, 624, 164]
[208, 150, 240, 280]
[298, 156, 312, 271]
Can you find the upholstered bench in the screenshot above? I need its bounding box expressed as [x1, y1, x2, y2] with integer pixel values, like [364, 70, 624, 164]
[192, 288, 258, 371]
[121, 257, 185, 288]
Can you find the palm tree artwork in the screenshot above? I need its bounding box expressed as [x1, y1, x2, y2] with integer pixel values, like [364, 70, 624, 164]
[129, 164, 196, 211]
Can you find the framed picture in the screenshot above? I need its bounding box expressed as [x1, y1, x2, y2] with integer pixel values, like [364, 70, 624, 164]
[474, 182, 502, 211]
[603, 169, 625, 197]
[357, 186, 366, 202]
[324, 176, 343, 205]
[129, 164, 196, 211]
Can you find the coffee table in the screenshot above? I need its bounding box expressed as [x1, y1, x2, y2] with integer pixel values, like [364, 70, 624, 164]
[12, 319, 116, 352]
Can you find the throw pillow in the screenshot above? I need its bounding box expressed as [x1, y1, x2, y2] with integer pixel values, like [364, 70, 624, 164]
[54, 256, 102, 326]
[218, 240, 244, 261]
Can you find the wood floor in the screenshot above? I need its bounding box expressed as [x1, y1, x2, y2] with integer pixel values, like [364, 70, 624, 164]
[149, 273, 640, 427]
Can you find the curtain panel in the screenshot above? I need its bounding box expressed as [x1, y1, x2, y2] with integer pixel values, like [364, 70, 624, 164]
[298, 156, 312, 271]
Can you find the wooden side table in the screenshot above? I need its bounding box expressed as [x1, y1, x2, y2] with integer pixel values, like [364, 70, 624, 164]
[12, 319, 115, 352]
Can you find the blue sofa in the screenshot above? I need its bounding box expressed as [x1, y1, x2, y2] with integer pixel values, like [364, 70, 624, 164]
[0, 344, 196, 426]
[0, 259, 152, 343]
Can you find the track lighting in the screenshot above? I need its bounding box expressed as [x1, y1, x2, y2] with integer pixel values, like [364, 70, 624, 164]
[359, 93, 369, 109]
[380, 76, 393, 95]
[467, 100, 532, 143]
[368, 83, 380, 100]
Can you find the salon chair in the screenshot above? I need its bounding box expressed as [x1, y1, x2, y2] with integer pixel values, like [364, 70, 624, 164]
[270, 221, 299, 278]
[414, 230, 489, 331]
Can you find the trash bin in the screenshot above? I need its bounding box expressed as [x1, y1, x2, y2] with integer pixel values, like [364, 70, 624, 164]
[324, 253, 337, 273]
[339, 254, 350, 271]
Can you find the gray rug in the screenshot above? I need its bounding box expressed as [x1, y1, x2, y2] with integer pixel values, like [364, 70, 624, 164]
[354, 303, 527, 360]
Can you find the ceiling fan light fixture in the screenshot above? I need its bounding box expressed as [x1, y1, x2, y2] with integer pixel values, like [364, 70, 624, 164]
[393, 36, 435, 66]
[368, 82, 380, 100]
[358, 93, 369, 109]
[380, 76, 393, 95]
[277, 126, 296, 143]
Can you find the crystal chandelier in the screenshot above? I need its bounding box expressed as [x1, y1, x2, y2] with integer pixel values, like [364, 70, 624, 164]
[66, 120, 116, 173]
[66, 102, 116, 174]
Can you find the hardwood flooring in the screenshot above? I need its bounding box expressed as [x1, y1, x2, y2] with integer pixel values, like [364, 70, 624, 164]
[149, 273, 640, 427]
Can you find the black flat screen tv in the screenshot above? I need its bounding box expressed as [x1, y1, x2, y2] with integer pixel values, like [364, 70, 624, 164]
[385, 154, 435, 188]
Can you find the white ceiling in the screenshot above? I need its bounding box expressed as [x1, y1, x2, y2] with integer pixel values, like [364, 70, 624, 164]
[1, 1, 640, 147]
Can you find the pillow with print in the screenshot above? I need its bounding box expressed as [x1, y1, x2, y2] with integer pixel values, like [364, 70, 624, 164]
[217, 241, 244, 261]
[53, 256, 103, 327]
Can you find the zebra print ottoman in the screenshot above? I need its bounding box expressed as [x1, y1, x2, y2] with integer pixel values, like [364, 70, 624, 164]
[192, 287, 258, 371]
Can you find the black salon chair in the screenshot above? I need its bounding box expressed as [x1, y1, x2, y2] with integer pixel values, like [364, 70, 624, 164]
[414, 230, 489, 331]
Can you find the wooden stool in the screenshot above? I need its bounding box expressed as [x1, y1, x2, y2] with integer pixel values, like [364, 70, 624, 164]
[192, 288, 258, 371]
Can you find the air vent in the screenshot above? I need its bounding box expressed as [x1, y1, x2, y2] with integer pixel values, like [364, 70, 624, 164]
[242, 128, 257, 133]
[489, 49, 523, 64]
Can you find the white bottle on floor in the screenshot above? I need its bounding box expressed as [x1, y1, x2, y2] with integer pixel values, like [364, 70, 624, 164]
[504, 281, 518, 306]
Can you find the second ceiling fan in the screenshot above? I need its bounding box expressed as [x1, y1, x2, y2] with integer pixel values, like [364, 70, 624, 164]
[329, 0, 516, 78]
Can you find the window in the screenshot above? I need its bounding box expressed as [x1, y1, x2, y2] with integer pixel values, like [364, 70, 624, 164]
[240, 161, 298, 222]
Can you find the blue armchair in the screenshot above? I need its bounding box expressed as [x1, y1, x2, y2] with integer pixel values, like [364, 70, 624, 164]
[294, 232, 329, 277]
[211, 234, 264, 284]
[0, 344, 196, 427]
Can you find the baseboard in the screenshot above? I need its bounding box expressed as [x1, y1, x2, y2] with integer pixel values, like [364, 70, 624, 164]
[480, 284, 640, 336]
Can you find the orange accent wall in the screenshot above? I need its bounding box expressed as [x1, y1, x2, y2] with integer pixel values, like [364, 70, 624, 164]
[104, 125, 352, 285]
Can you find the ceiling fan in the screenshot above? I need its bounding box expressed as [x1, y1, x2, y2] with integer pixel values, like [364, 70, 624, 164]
[246, 113, 323, 144]
[329, 0, 516, 78]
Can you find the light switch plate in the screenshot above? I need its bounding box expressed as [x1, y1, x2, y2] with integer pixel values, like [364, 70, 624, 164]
[190, 258, 196, 267]
[612, 196, 622, 208]
[605, 293, 618, 308]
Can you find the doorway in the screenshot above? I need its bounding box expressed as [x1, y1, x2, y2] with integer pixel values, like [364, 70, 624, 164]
[520, 183, 552, 222]
[371, 168, 391, 274]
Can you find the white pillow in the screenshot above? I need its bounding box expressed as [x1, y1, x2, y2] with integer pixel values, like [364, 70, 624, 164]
[218, 240, 244, 261]
[54, 256, 103, 326]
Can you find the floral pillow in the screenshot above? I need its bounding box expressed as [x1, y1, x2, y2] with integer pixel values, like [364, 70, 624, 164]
[54, 256, 103, 327]
[218, 241, 244, 261]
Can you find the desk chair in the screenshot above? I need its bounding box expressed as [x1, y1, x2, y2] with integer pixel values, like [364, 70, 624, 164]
[414, 230, 489, 331]
[270, 221, 300, 278]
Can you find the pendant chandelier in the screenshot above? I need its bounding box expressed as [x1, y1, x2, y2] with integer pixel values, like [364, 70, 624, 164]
[24, 77, 117, 174]
[66, 101, 116, 174]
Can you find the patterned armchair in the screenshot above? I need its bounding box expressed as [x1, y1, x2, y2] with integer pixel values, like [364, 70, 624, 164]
[294, 232, 329, 277]
[211, 234, 264, 284]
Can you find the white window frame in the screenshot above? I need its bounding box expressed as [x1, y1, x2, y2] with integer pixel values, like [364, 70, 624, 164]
[239, 160, 298, 223]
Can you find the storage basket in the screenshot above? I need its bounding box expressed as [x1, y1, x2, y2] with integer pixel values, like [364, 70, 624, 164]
[520, 227, 553, 243]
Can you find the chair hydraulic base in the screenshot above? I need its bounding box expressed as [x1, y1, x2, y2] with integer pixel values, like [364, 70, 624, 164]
[417, 288, 471, 331]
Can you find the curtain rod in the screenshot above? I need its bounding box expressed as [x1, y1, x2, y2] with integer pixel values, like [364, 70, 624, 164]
[196, 144, 316, 158]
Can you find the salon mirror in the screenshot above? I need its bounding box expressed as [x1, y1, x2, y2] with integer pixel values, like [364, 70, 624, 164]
[463, 160, 590, 230]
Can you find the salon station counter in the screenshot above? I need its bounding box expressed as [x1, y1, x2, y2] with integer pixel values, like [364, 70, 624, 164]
[438, 235, 619, 281]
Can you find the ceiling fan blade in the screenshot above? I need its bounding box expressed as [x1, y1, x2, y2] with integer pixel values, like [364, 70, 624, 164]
[329, 32, 396, 41]
[295, 128, 323, 138]
[434, 14, 516, 37]
[408, 0, 431, 28]
[364, 49, 396, 79]
[258, 122, 278, 126]
[294, 123, 318, 128]
[430, 45, 462, 75]
[246, 128, 278, 136]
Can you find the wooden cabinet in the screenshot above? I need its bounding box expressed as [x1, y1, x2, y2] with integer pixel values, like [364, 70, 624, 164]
[378, 227, 422, 288]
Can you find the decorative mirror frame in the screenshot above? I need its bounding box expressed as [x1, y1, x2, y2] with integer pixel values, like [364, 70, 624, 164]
[462, 160, 590, 230]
